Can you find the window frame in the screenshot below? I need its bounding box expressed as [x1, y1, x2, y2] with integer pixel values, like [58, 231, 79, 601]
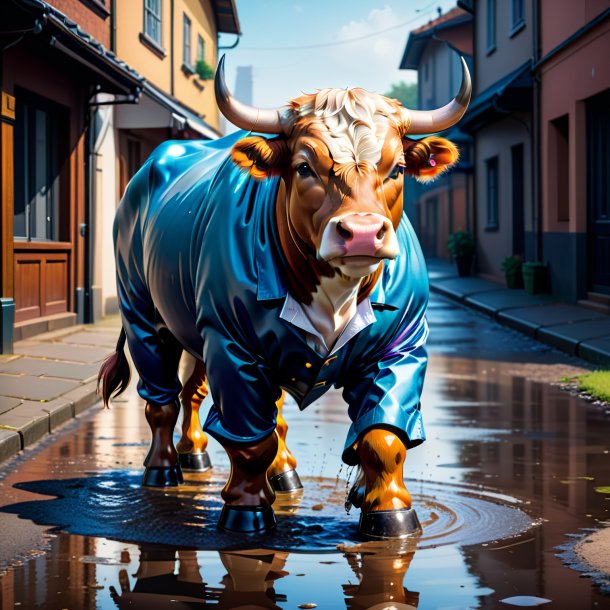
[197, 34, 205, 62]
[141, 0, 165, 57]
[182, 13, 194, 73]
[486, 0, 497, 55]
[13, 90, 65, 242]
[485, 156, 499, 231]
[509, 0, 526, 37]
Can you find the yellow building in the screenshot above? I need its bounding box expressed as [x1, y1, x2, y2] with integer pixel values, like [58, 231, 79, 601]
[92, 1, 240, 320]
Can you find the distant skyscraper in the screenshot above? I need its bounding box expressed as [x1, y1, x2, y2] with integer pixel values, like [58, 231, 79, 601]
[234, 66, 253, 105]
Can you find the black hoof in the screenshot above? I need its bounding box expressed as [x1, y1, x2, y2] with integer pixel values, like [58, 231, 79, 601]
[269, 469, 303, 492]
[142, 464, 183, 487]
[346, 483, 365, 511]
[358, 508, 421, 539]
[179, 451, 212, 472]
[218, 504, 277, 533]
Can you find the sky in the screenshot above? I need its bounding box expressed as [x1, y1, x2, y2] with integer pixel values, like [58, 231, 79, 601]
[218, 0, 460, 109]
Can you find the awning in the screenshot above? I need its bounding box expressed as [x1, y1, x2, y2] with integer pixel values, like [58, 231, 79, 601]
[460, 61, 532, 132]
[115, 82, 221, 140]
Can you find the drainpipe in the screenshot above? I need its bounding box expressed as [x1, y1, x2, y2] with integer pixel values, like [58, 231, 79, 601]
[532, 0, 542, 263]
[170, 0, 175, 96]
[110, 0, 116, 53]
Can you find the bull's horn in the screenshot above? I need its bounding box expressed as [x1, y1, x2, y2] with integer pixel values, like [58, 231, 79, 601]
[405, 56, 471, 134]
[215, 55, 290, 134]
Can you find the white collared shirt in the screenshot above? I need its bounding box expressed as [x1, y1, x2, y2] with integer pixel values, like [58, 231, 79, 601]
[280, 293, 377, 356]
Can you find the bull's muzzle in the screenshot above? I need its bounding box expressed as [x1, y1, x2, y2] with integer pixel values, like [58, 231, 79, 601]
[319, 213, 399, 263]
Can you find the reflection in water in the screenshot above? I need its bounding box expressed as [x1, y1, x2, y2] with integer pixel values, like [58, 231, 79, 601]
[341, 538, 420, 610]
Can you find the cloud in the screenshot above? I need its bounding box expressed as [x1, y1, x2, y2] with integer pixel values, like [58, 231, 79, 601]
[330, 6, 411, 92]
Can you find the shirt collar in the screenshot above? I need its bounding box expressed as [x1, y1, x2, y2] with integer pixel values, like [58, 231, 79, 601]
[279, 292, 377, 356]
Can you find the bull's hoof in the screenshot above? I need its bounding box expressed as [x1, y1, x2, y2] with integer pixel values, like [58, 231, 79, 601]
[269, 469, 303, 492]
[218, 504, 277, 533]
[359, 508, 421, 540]
[178, 451, 212, 472]
[346, 482, 365, 511]
[142, 464, 183, 487]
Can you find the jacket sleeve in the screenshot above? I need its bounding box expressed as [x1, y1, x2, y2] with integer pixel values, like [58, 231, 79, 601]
[340, 311, 428, 465]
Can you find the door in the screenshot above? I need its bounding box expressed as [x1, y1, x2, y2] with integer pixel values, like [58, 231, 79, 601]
[587, 90, 610, 294]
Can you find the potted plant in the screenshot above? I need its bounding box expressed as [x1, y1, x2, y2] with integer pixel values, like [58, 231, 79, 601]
[522, 261, 549, 294]
[501, 255, 523, 289]
[195, 59, 215, 81]
[447, 231, 475, 277]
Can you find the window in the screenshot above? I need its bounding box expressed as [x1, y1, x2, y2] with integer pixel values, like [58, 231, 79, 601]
[486, 0, 496, 53]
[183, 13, 192, 68]
[14, 93, 63, 241]
[197, 34, 204, 62]
[510, 0, 525, 36]
[486, 156, 499, 230]
[144, 0, 162, 47]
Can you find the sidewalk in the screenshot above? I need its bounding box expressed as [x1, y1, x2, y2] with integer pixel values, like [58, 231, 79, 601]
[0, 317, 120, 465]
[427, 258, 610, 367]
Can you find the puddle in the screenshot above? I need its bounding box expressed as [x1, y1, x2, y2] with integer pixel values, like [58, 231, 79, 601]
[2, 472, 536, 552]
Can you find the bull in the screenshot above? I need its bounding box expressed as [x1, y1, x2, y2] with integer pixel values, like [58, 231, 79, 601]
[98, 56, 470, 538]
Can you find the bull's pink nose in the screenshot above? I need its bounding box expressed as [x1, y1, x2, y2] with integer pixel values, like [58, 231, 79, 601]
[336, 215, 388, 255]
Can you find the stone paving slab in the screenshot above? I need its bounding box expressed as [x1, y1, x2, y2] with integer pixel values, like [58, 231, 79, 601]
[62, 381, 100, 415]
[0, 358, 100, 381]
[579, 337, 610, 367]
[0, 374, 80, 401]
[39, 398, 74, 430]
[432, 277, 500, 300]
[61, 331, 117, 348]
[0, 403, 50, 447]
[498, 305, 608, 337]
[0, 429, 20, 462]
[537, 318, 610, 349]
[0, 396, 21, 415]
[465, 290, 555, 317]
[13, 343, 109, 363]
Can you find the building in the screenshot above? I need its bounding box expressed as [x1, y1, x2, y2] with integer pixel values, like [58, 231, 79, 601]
[0, 0, 142, 351]
[458, 0, 610, 304]
[399, 7, 474, 259]
[536, 0, 610, 305]
[458, 0, 535, 282]
[0, 0, 240, 353]
[96, 0, 240, 320]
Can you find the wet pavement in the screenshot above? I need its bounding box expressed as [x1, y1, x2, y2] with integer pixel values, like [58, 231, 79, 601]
[0, 293, 609, 609]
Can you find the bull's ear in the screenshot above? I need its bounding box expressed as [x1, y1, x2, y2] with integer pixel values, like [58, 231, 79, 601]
[403, 136, 459, 183]
[231, 136, 289, 180]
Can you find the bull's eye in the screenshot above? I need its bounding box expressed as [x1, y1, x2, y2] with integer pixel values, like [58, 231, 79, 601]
[385, 164, 405, 182]
[296, 162, 314, 178]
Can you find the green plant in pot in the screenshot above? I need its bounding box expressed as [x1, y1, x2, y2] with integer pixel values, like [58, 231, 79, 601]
[522, 261, 549, 295]
[447, 231, 475, 277]
[195, 59, 215, 81]
[501, 255, 523, 289]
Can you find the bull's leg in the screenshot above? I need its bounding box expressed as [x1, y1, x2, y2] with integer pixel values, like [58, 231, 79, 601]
[176, 357, 212, 472]
[356, 428, 421, 539]
[218, 432, 279, 533]
[267, 392, 303, 492]
[143, 399, 183, 487]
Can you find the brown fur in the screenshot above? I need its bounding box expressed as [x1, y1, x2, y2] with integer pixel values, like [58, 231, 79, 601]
[403, 136, 459, 182]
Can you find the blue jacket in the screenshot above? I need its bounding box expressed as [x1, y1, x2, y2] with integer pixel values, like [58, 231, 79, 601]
[114, 131, 429, 464]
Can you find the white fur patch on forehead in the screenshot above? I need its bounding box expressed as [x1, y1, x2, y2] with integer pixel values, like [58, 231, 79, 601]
[293, 88, 402, 169]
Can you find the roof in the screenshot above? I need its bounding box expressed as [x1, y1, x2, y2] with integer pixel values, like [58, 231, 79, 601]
[412, 7, 470, 35]
[400, 7, 472, 69]
[143, 82, 222, 139]
[9, 0, 221, 138]
[9, 0, 144, 94]
[460, 61, 533, 132]
[212, 0, 241, 35]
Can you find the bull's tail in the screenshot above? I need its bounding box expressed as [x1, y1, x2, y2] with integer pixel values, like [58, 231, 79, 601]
[97, 328, 131, 408]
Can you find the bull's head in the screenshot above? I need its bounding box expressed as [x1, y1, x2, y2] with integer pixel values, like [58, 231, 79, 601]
[215, 56, 470, 302]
